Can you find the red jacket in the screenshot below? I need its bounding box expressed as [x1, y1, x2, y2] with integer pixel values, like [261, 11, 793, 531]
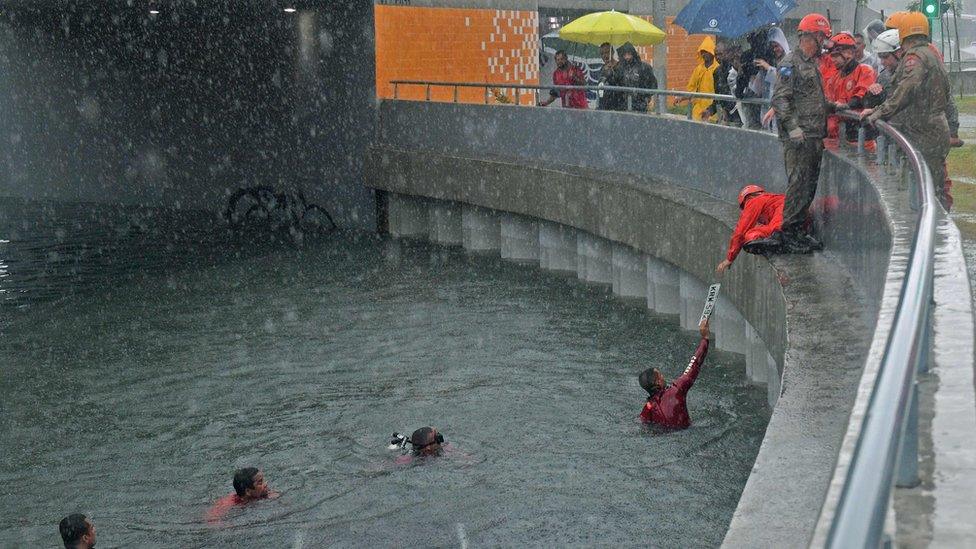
[726, 193, 785, 262]
[639, 338, 708, 429]
[551, 65, 588, 109]
[819, 54, 836, 84]
[825, 62, 874, 108]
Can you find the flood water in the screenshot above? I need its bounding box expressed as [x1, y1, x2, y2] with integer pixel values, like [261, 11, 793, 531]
[0, 199, 770, 547]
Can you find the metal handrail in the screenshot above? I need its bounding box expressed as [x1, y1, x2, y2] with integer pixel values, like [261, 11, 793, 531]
[826, 112, 938, 547]
[389, 79, 771, 119]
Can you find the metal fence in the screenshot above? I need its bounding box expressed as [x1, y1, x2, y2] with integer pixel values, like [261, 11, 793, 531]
[389, 80, 771, 121]
[824, 113, 937, 547]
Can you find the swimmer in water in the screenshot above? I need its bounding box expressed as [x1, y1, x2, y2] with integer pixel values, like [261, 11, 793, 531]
[638, 319, 711, 429]
[206, 467, 279, 523]
[410, 427, 444, 456]
[59, 513, 96, 549]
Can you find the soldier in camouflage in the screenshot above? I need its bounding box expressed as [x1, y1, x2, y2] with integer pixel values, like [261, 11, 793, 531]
[768, 13, 832, 254]
[862, 13, 951, 209]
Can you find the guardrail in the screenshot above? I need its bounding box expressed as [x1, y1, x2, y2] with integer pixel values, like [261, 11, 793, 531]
[389, 80, 771, 121]
[825, 113, 937, 547]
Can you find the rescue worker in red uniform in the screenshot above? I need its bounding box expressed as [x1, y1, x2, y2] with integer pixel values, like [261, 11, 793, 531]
[538, 49, 588, 109]
[638, 319, 711, 429]
[824, 32, 876, 149]
[715, 185, 784, 275]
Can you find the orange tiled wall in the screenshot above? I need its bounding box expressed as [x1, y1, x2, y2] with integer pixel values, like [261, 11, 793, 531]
[376, 7, 710, 106]
[375, 5, 539, 104]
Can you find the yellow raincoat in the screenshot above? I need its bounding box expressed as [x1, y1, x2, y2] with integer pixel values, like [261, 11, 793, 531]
[686, 36, 718, 120]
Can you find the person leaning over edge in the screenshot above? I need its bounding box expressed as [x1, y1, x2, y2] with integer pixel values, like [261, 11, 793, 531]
[59, 513, 96, 549]
[768, 12, 832, 255]
[716, 184, 785, 275]
[638, 319, 712, 430]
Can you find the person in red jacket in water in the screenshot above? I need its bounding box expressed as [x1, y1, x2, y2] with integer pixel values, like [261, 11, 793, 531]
[638, 319, 711, 429]
[715, 184, 786, 275]
[206, 467, 280, 523]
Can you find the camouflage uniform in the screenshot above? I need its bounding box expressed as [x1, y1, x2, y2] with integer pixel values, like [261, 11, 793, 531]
[771, 49, 827, 237]
[867, 40, 951, 206]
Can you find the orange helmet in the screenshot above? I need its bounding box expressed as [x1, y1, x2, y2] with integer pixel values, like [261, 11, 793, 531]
[738, 184, 765, 209]
[898, 12, 930, 40]
[830, 32, 856, 49]
[798, 13, 831, 36]
[885, 11, 908, 30]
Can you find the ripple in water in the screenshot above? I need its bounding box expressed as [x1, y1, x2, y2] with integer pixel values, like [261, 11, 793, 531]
[0, 200, 770, 547]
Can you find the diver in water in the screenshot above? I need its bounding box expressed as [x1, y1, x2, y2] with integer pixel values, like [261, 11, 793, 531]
[409, 427, 444, 456]
[388, 427, 448, 466]
[390, 427, 445, 457]
[638, 319, 711, 429]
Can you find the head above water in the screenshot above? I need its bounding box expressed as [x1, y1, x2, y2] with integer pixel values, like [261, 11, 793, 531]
[233, 467, 270, 500]
[639, 367, 666, 395]
[59, 513, 96, 549]
[410, 427, 444, 455]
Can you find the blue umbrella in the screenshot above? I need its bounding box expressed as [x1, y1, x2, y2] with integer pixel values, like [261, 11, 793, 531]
[674, 0, 797, 38]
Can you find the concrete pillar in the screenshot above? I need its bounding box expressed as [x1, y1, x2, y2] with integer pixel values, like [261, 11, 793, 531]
[611, 244, 647, 299]
[500, 213, 539, 262]
[428, 201, 462, 246]
[576, 232, 612, 285]
[538, 221, 578, 273]
[387, 194, 428, 238]
[767, 352, 781, 407]
[679, 272, 708, 330]
[461, 205, 500, 252]
[647, 256, 679, 315]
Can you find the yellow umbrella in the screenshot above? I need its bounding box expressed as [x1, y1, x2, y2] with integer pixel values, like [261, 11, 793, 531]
[558, 10, 666, 47]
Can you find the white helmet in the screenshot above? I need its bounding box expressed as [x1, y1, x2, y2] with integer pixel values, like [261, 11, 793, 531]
[872, 29, 900, 54]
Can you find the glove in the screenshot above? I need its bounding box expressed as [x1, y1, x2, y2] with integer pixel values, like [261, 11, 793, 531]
[788, 127, 804, 143]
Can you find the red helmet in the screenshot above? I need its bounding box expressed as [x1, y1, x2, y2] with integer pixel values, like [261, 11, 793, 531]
[798, 13, 831, 36]
[830, 32, 856, 48]
[738, 184, 765, 209]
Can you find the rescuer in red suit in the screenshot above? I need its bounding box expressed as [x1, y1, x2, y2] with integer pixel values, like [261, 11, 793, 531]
[638, 319, 711, 429]
[715, 184, 785, 275]
[824, 32, 876, 148]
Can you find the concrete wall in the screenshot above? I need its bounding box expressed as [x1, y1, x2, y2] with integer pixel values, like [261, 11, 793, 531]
[0, 0, 377, 228]
[367, 100, 898, 546]
[370, 149, 787, 391]
[377, 101, 787, 203]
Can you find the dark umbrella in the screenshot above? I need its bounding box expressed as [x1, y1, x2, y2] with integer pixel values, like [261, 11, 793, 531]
[674, 0, 796, 38]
